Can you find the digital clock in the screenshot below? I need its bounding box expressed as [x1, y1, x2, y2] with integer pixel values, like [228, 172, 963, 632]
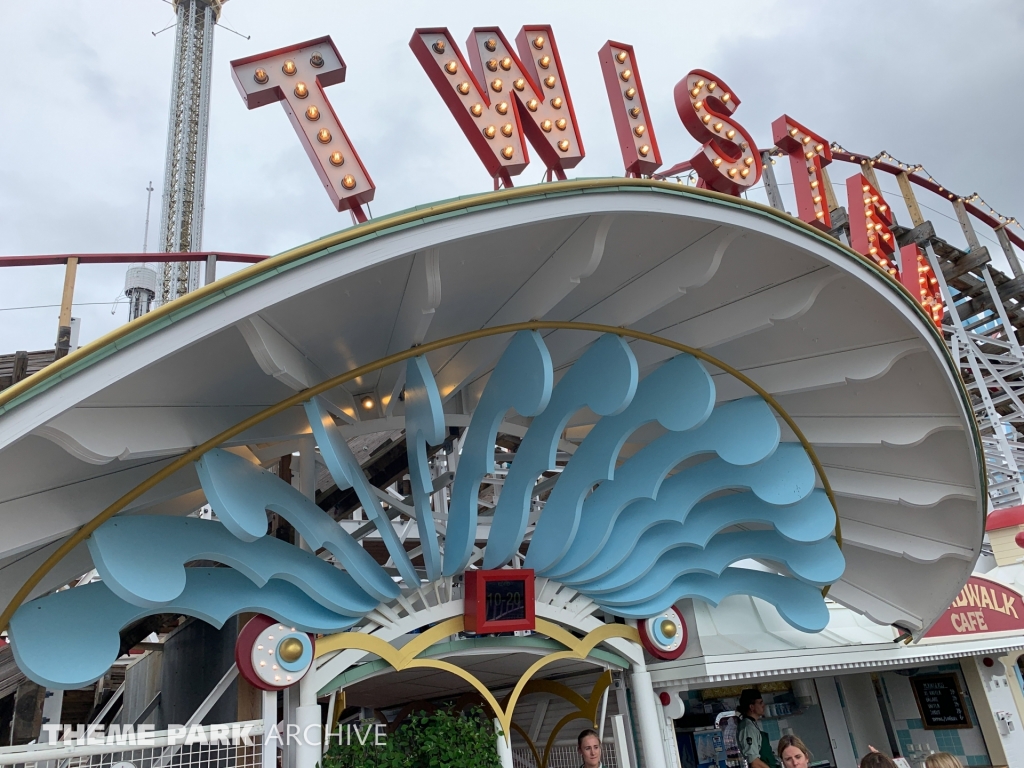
[464, 569, 535, 634]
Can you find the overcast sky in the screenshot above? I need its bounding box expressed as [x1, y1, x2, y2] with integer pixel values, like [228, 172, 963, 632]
[2, 0, 1022, 352]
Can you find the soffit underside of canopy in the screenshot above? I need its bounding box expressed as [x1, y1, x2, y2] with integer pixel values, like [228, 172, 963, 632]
[0, 183, 985, 638]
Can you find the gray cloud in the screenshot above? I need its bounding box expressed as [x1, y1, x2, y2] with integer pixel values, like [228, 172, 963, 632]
[2, 0, 1021, 351]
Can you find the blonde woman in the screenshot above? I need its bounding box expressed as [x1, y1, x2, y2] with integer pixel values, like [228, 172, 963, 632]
[776, 735, 812, 768]
[925, 754, 963, 768]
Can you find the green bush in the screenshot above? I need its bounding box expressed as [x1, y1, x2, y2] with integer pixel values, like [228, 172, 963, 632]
[322, 706, 501, 768]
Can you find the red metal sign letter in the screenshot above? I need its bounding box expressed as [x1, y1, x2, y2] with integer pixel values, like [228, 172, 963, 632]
[598, 41, 661, 177]
[230, 37, 374, 220]
[898, 244, 944, 327]
[772, 115, 832, 231]
[674, 70, 761, 195]
[846, 174, 897, 278]
[411, 26, 584, 187]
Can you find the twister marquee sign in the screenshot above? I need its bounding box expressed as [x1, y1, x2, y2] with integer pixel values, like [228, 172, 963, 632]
[230, 26, 946, 324]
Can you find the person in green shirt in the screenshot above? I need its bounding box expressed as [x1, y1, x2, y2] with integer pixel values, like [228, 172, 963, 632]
[736, 689, 779, 768]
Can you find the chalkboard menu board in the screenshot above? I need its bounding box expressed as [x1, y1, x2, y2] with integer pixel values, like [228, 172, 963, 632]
[910, 674, 971, 729]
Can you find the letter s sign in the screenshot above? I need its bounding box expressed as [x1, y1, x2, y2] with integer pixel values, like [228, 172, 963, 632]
[675, 69, 761, 195]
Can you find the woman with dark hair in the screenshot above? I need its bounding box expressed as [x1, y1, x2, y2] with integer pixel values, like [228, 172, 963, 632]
[776, 735, 811, 768]
[578, 728, 602, 768]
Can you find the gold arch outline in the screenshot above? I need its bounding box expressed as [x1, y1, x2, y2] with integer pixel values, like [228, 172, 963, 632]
[510, 722, 543, 768]
[0, 177, 965, 418]
[314, 616, 633, 747]
[531, 671, 612, 768]
[0, 320, 842, 633]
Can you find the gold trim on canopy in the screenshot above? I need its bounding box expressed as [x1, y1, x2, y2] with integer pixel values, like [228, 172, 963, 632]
[315, 616, 636, 746]
[0, 321, 843, 634]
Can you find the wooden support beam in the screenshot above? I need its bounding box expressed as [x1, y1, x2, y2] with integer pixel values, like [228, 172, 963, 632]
[11, 681, 46, 746]
[896, 172, 926, 227]
[12, 351, 29, 384]
[953, 198, 983, 251]
[58, 257, 78, 328]
[859, 161, 882, 191]
[996, 225, 1024, 278]
[859, 161, 899, 226]
[995, 274, 1024, 303]
[54, 257, 78, 359]
[895, 220, 936, 249]
[940, 247, 991, 282]
[821, 165, 840, 212]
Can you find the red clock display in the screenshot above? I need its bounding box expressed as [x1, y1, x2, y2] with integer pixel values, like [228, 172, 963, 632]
[464, 569, 535, 634]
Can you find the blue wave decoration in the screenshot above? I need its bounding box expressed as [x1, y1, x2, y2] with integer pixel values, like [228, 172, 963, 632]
[543, 398, 784, 581]
[596, 569, 832, 632]
[526, 353, 715, 573]
[575, 490, 836, 593]
[10, 333, 844, 691]
[405, 356, 447, 581]
[9, 568, 358, 689]
[561, 441, 813, 586]
[590, 533, 844, 600]
[306, 398, 420, 586]
[593, 569, 831, 634]
[444, 331, 553, 576]
[88, 516, 378, 616]
[196, 448, 399, 602]
[484, 333, 637, 569]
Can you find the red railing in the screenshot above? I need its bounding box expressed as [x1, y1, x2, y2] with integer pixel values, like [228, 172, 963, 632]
[0, 252, 266, 268]
[829, 150, 1024, 252]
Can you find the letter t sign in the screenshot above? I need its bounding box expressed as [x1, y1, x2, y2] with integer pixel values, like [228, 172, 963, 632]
[231, 37, 374, 220]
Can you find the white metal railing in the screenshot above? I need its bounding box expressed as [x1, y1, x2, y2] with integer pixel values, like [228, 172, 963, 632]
[512, 741, 618, 768]
[0, 722, 264, 768]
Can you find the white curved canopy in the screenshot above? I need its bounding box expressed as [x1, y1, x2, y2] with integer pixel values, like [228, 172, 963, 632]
[0, 179, 984, 636]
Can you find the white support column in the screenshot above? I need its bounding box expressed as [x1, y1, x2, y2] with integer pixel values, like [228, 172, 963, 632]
[815, 677, 857, 768]
[283, 686, 298, 768]
[323, 690, 337, 755]
[759, 150, 785, 213]
[1001, 652, 1024, 736]
[285, 438, 318, 768]
[960, 656, 1024, 767]
[835, 674, 888, 761]
[495, 718, 514, 768]
[263, 690, 278, 768]
[615, 678, 639, 768]
[611, 714, 634, 768]
[39, 689, 63, 743]
[598, 684, 610, 742]
[629, 656, 668, 768]
[659, 710, 681, 768]
[294, 674, 321, 768]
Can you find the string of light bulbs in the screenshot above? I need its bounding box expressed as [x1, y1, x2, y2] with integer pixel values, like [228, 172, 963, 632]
[829, 143, 1021, 230]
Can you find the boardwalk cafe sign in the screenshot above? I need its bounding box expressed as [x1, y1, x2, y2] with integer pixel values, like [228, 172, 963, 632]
[925, 576, 1024, 637]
